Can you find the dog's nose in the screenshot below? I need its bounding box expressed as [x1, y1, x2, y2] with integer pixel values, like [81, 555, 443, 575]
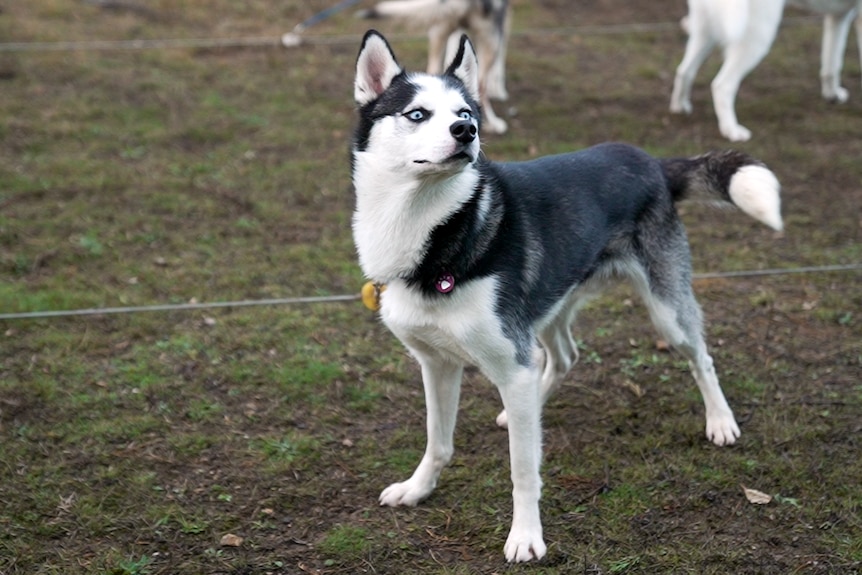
[450, 119, 477, 144]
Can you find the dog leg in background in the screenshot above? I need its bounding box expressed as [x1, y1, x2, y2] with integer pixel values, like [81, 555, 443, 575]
[671, 0, 783, 141]
[670, 0, 726, 116]
[710, 0, 783, 142]
[443, 27, 509, 134]
[486, 3, 510, 101]
[379, 352, 463, 506]
[496, 298, 582, 429]
[471, 20, 508, 133]
[820, 10, 856, 102]
[428, 21, 461, 75]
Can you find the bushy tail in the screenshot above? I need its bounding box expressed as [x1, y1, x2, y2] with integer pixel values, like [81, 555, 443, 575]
[661, 150, 783, 231]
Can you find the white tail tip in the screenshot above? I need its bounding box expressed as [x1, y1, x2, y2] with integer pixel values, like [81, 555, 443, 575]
[729, 165, 783, 231]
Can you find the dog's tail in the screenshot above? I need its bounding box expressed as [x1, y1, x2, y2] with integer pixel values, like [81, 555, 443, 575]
[661, 150, 783, 231]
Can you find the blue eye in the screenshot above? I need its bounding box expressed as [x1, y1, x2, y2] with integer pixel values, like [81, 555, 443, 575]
[405, 109, 427, 122]
[459, 110, 472, 120]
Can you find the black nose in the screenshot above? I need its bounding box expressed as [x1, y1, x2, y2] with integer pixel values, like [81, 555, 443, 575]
[450, 119, 477, 144]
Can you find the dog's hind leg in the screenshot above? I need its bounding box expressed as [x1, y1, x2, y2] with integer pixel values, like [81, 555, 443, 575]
[631, 258, 740, 446]
[820, 10, 855, 102]
[670, 16, 717, 115]
[496, 303, 581, 429]
[428, 21, 461, 74]
[486, 2, 511, 101]
[379, 351, 463, 507]
[710, 1, 783, 141]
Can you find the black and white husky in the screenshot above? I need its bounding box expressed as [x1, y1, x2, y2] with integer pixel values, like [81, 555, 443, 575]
[352, 30, 783, 562]
[671, 0, 862, 141]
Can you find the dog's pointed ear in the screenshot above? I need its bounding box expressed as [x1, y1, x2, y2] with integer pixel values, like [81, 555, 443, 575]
[355, 30, 403, 105]
[445, 35, 480, 103]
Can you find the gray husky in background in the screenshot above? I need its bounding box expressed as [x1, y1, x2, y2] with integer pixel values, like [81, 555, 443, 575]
[358, 0, 511, 134]
[352, 30, 783, 562]
[671, 0, 862, 141]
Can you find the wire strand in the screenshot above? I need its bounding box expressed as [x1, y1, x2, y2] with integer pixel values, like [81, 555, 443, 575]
[1, 264, 859, 321]
[0, 17, 820, 53]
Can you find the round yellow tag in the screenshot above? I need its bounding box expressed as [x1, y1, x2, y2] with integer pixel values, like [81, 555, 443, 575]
[361, 281, 386, 311]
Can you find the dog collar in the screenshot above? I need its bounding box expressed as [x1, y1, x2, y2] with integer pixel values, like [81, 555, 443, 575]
[361, 272, 454, 311]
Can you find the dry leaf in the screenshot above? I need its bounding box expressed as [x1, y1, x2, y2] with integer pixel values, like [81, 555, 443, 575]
[742, 485, 772, 505]
[220, 533, 244, 547]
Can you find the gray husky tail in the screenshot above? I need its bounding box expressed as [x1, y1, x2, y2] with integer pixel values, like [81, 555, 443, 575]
[662, 150, 783, 231]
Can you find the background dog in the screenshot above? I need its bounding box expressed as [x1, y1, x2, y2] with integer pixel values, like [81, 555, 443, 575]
[358, 0, 511, 134]
[352, 30, 783, 561]
[671, 0, 862, 141]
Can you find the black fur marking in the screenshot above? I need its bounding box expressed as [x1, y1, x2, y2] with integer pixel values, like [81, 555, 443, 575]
[402, 143, 673, 364]
[353, 73, 419, 152]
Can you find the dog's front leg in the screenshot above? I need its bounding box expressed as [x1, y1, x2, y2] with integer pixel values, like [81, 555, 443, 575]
[379, 352, 463, 507]
[496, 365, 547, 562]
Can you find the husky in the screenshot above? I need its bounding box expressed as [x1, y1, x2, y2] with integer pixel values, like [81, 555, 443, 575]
[671, 0, 862, 141]
[358, 0, 511, 134]
[352, 30, 783, 562]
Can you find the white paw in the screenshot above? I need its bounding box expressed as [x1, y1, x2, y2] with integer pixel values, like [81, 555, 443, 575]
[669, 98, 692, 114]
[504, 527, 547, 563]
[379, 479, 433, 507]
[706, 413, 740, 446]
[823, 85, 849, 103]
[483, 115, 508, 135]
[720, 123, 752, 142]
[487, 84, 509, 101]
[495, 409, 508, 429]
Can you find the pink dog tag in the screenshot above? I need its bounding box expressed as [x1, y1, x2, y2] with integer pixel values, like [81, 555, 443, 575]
[435, 272, 455, 294]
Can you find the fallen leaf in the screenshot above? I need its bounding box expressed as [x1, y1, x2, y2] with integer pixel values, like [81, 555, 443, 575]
[742, 485, 772, 505]
[220, 533, 244, 547]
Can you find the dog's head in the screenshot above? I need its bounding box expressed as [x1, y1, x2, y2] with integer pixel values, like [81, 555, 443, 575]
[353, 30, 481, 175]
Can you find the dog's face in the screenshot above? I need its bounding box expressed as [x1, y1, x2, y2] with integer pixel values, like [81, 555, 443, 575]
[353, 30, 482, 176]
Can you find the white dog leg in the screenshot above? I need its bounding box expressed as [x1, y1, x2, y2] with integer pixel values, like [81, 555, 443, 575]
[641, 290, 740, 446]
[379, 353, 463, 506]
[710, 2, 782, 141]
[711, 44, 767, 141]
[856, 11, 862, 96]
[820, 11, 855, 102]
[427, 21, 458, 75]
[670, 20, 717, 115]
[495, 365, 546, 562]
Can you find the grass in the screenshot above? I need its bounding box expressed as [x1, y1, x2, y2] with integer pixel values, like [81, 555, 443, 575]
[1, 1, 861, 574]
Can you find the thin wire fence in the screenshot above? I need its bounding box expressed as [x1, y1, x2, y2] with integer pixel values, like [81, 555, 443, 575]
[1, 264, 860, 321]
[0, 17, 821, 53]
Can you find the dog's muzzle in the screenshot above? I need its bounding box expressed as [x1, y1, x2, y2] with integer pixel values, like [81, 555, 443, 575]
[450, 119, 477, 144]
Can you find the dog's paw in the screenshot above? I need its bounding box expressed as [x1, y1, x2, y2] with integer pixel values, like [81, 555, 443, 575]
[495, 409, 508, 429]
[706, 414, 740, 446]
[504, 527, 547, 563]
[379, 479, 432, 507]
[669, 98, 692, 115]
[720, 123, 752, 142]
[483, 115, 508, 135]
[823, 85, 849, 103]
